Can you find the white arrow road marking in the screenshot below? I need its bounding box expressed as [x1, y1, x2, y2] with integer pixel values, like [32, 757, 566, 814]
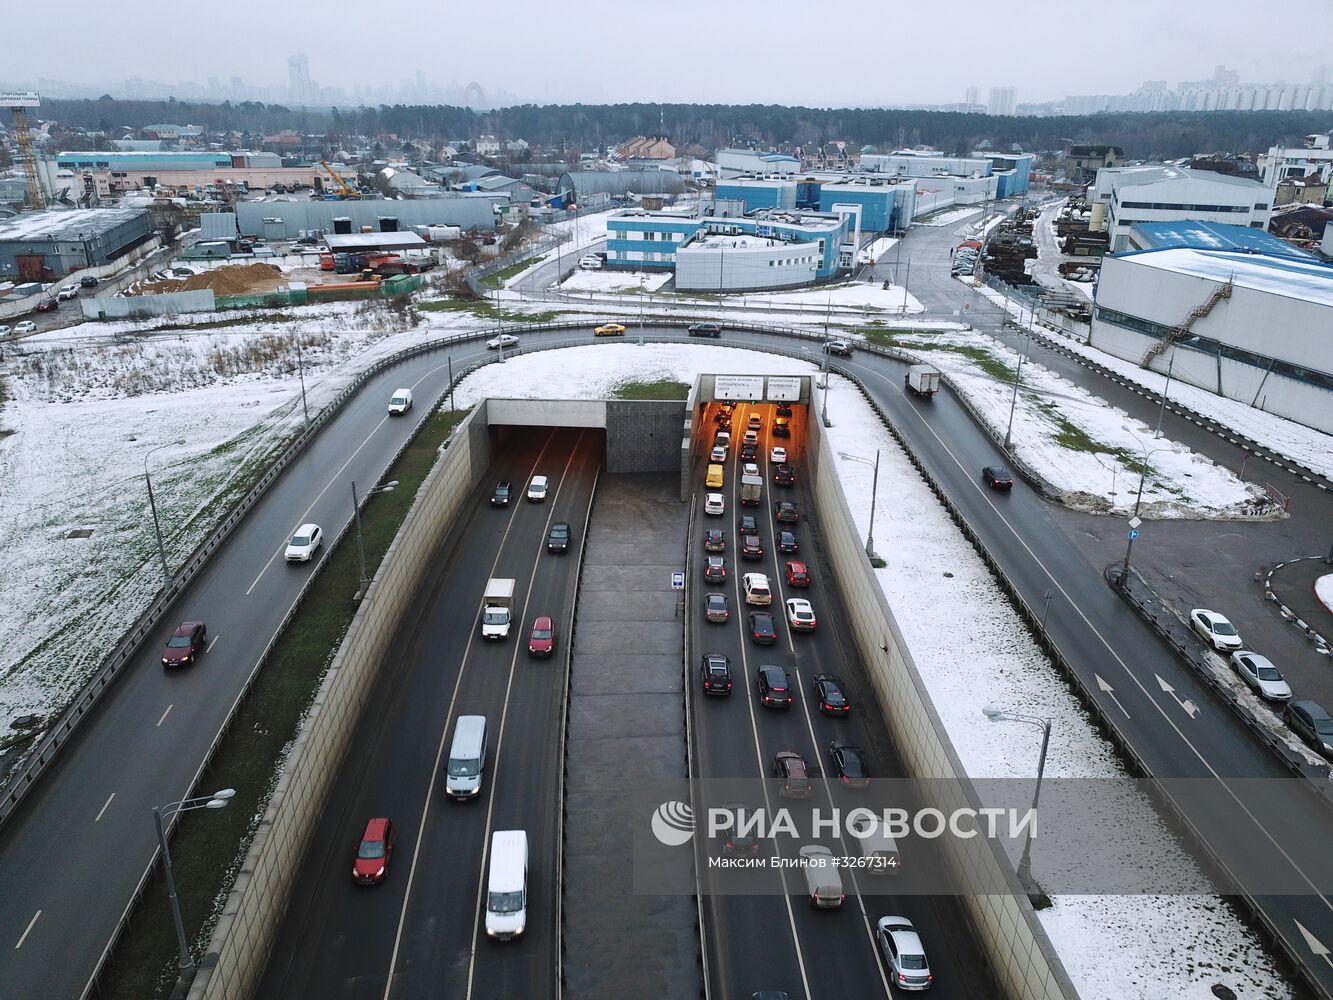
[1095, 674, 1131, 718]
[1155, 674, 1200, 718]
[1296, 920, 1333, 966]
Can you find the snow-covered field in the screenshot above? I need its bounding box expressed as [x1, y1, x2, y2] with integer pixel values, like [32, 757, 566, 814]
[731, 278, 924, 315]
[918, 206, 983, 227]
[557, 270, 672, 294]
[968, 280, 1333, 479]
[448, 343, 1291, 1000]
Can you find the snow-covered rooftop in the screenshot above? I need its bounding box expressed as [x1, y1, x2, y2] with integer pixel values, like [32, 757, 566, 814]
[1119, 247, 1333, 307]
[0, 207, 149, 242]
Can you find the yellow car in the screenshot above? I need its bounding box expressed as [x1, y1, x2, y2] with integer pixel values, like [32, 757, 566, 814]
[594, 323, 627, 337]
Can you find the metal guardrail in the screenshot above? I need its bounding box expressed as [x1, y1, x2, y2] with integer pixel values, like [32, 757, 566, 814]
[464, 231, 571, 297]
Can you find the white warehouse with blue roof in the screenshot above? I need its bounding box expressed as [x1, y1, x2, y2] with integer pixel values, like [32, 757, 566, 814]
[1091, 247, 1333, 433]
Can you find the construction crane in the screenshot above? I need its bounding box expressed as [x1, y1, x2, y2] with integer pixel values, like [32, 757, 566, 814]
[319, 160, 360, 200]
[1, 89, 45, 209]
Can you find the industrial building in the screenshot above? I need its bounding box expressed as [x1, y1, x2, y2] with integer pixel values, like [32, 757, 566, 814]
[716, 148, 800, 178]
[554, 170, 685, 208]
[56, 150, 234, 173]
[1124, 220, 1311, 257]
[815, 178, 917, 232]
[711, 177, 798, 213]
[1259, 131, 1333, 187]
[0, 206, 152, 281]
[233, 197, 496, 240]
[1089, 164, 1274, 251]
[606, 207, 858, 291]
[1091, 247, 1333, 433]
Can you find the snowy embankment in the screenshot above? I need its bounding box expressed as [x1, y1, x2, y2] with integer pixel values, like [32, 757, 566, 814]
[968, 279, 1333, 479]
[448, 342, 1290, 1000]
[558, 270, 672, 294]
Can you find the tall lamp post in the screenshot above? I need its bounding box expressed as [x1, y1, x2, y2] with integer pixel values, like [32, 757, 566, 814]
[1153, 351, 1176, 439]
[145, 439, 187, 584]
[839, 450, 880, 560]
[1116, 426, 1169, 588]
[352, 479, 399, 599]
[1002, 330, 1030, 451]
[981, 705, 1050, 888]
[295, 334, 310, 428]
[153, 788, 236, 977]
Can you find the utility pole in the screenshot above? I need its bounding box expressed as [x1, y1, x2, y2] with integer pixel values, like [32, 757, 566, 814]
[295, 334, 309, 428]
[1154, 351, 1175, 438]
[1003, 333, 1027, 451]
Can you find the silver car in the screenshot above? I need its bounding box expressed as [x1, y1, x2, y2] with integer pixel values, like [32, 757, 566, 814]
[876, 916, 932, 990]
[1230, 651, 1292, 701]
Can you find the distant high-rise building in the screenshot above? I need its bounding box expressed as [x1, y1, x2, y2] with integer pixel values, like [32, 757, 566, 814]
[288, 53, 314, 105]
[965, 86, 979, 110]
[1313, 64, 1331, 87]
[988, 87, 1017, 116]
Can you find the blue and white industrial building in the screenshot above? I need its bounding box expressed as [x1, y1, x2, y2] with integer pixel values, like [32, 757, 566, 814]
[1091, 247, 1333, 433]
[606, 206, 861, 291]
[56, 150, 234, 173]
[711, 176, 916, 233]
[1124, 220, 1312, 257]
[716, 148, 800, 178]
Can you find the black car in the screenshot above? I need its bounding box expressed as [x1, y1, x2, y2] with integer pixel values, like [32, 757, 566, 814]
[756, 664, 792, 707]
[774, 501, 799, 524]
[704, 555, 727, 583]
[740, 443, 757, 461]
[740, 535, 764, 561]
[79, 275, 99, 289]
[982, 466, 1014, 490]
[700, 653, 732, 695]
[739, 515, 759, 536]
[749, 612, 777, 645]
[720, 804, 763, 853]
[772, 419, 790, 438]
[776, 404, 793, 417]
[491, 481, 512, 506]
[705, 592, 730, 623]
[773, 751, 812, 799]
[828, 742, 870, 787]
[714, 410, 731, 426]
[773, 464, 795, 486]
[1285, 700, 1333, 757]
[777, 529, 798, 554]
[688, 322, 723, 338]
[547, 521, 571, 553]
[704, 528, 726, 552]
[812, 674, 851, 716]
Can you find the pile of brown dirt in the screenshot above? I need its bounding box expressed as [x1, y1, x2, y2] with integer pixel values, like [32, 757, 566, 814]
[139, 263, 284, 296]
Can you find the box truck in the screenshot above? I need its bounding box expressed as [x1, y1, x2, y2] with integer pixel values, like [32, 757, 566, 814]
[481, 578, 515, 640]
[905, 364, 941, 398]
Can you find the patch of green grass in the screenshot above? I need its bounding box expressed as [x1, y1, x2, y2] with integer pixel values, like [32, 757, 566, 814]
[611, 379, 690, 400]
[480, 257, 542, 288]
[96, 407, 470, 1000]
[860, 328, 902, 349]
[418, 298, 560, 325]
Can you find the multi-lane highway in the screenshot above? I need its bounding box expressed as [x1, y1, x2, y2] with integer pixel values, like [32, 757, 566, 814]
[689, 399, 991, 999]
[257, 427, 599, 998]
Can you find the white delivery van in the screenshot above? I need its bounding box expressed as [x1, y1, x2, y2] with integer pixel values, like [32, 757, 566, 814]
[486, 830, 529, 940]
[798, 845, 845, 908]
[388, 388, 413, 415]
[850, 813, 901, 875]
[445, 715, 487, 799]
[743, 573, 772, 605]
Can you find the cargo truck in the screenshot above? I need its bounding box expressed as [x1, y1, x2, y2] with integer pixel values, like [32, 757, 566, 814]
[481, 578, 516, 640]
[905, 364, 941, 398]
[740, 474, 763, 506]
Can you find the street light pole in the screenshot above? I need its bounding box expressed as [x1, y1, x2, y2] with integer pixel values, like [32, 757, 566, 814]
[1154, 351, 1175, 439]
[295, 334, 309, 428]
[1002, 332, 1028, 451]
[981, 706, 1051, 888]
[820, 332, 832, 428]
[153, 789, 235, 978]
[352, 479, 399, 599]
[838, 451, 879, 560]
[1116, 426, 1167, 587]
[144, 439, 186, 584]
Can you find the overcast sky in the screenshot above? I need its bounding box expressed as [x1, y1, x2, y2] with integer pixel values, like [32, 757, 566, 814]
[6, 0, 1329, 107]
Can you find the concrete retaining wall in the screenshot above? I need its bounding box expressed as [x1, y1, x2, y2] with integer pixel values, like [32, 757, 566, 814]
[81, 288, 215, 320]
[606, 400, 687, 473]
[805, 388, 1078, 1000]
[187, 401, 492, 1000]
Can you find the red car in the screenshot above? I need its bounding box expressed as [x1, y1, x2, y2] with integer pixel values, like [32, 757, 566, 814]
[352, 817, 395, 884]
[35, 298, 59, 313]
[528, 615, 556, 657]
[161, 621, 207, 667]
[785, 561, 811, 587]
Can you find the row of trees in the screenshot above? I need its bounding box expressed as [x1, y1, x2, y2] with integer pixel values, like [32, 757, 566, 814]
[39, 96, 1332, 163]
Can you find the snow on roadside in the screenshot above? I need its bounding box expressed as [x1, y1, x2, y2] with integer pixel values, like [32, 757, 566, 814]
[968, 280, 1333, 479]
[917, 206, 982, 227]
[443, 342, 1291, 1000]
[557, 270, 672, 294]
[1317, 574, 1333, 613]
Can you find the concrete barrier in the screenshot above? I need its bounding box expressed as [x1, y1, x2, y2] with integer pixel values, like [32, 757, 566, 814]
[80, 288, 215, 320]
[805, 390, 1078, 1000]
[186, 402, 493, 999]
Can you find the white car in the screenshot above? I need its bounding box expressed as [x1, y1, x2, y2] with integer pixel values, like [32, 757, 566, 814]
[1230, 651, 1292, 701]
[770, 446, 787, 463]
[0, 325, 10, 336]
[876, 916, 932, 991]
[487, 333, 519, 350]
[786, 597, 817, 631]
[704, 492, 725, 516]
[14, 321, 36, 334]
[284, 523, 323, 562]
[1190, 608, 1243, 652]
[710, 445, 727, 463]
[578, 255, 603, 270]
[527, 475, 549, 502]
[57, 284, 79, 300]
[742, 462, 760, 477]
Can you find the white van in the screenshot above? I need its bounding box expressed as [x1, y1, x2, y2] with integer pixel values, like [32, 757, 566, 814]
[743, 573, 772, 605]
[445, 715, 487, 799]
[486, 830, 529, 940]
[578, 254, 603, 270]
[388, 388, 413, 415]
[850, 813, 901, 875]
[798, 845, 845, 908]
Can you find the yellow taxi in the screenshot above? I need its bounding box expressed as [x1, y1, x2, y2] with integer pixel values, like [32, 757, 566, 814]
[594, 322, 627, 337]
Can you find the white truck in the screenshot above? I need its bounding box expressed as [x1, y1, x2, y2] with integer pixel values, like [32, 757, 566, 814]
[739, 474, 763, 507]
[481, 578, 516, 640]
[905, 364, 941, 398]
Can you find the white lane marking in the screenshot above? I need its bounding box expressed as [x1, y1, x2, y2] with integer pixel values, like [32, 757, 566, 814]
[156, 704, 173, 727]
[205, 634, 220, 653]
[94, 793, 115, 823]
[848, 358, 1333, 916]
[464, 433, 588, 1000]
[1094, 675, 1131, 718]
[15, 910, 40, 949]
[381, 430, 561, 1000]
